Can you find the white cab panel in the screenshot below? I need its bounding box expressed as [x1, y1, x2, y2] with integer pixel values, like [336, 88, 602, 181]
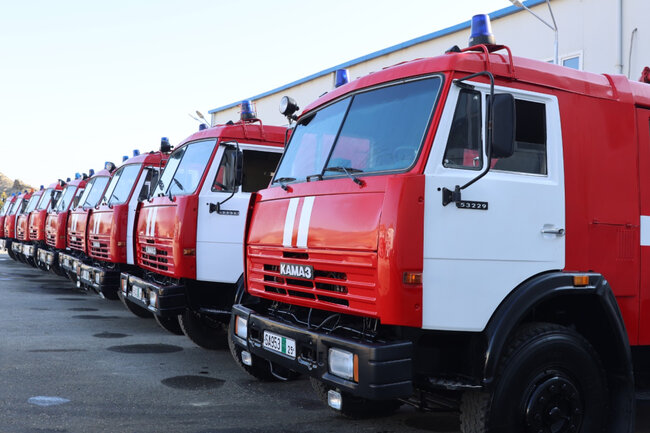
[422, 83, 565, 331]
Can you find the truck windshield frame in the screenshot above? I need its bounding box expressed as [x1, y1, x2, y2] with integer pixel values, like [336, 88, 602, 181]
[1, 199, 13, 216]
[24, 194, 40, 214]
[273, 75, 442, 184]
[102, 164, 142, 206]
[153, 139, 217, 197]
[55, 185, 77, 212]
[12, 198, 25, 215]
[36, 189, 54, 211]
[78, 176, 109, 209]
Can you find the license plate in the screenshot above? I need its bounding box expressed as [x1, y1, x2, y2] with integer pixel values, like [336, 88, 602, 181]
[280, 263, 314, 280]
[263, 331, 296, 358]
[131, 285, 145, 302]
[145, 246, 156, 255]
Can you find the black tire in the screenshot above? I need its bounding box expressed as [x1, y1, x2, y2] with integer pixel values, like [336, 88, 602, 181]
[100, 285, 119, 300]
[178, 309, 227, 350]
[310, 378, 402, 419]
[119, 293, 152, 318]
[7, 249, 16, 261]
[155, 314, 184, 335]
[227, 322, 278, 381]
[460, 322, 607, 433]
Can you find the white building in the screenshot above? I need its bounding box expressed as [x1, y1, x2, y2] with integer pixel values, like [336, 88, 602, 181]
[209, 0, 649, 126]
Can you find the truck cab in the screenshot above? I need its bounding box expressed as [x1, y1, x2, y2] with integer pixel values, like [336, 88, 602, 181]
[78, 149, 168, 299]
[120, 115, 285, 348]
[0, 194, 17, 242]
[12, 187, 45, 266]
[59, 166, 114, 280]
[24, 182, 61, 270]
[229, 16, 646, 432]
[2, 191, 32, 260]
[39, 176, 88, 275]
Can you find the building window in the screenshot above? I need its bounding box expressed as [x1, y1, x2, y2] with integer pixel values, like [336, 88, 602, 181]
[562, 54, 581, 70]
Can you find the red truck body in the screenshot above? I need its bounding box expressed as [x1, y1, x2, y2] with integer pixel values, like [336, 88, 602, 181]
[58, 167, 114, 280]
[77, 151, 168, 298]
[2, 192, 32, 259]
[119, 120, 286, 344]
[230, 29, 649, 432]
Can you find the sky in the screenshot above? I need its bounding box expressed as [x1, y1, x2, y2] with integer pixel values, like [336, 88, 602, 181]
[0, 0, 510, 187]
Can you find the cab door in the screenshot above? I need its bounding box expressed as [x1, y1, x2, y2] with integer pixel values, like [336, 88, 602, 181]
[637, 108, 650, 344]
[196, 143, 282, 283]
[422, 82, 565, 332]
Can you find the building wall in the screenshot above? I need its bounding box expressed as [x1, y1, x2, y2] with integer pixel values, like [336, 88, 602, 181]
[210, 0, 650, 127]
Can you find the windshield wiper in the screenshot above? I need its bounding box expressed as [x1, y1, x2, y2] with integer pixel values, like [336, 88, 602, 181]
[272, 177, 296, 191]
[324, 166, 364, 186]
[172, 178, 184, 191]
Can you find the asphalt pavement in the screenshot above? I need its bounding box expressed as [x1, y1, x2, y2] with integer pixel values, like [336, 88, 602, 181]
[0, 251, 649, 433]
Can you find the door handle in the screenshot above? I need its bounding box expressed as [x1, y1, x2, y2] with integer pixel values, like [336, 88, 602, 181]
[541, 227, 565, 236]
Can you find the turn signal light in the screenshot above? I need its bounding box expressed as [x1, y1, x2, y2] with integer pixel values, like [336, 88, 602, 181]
[403, 272, 423, 285]
[183, 248, 195, 256]
[573, 275, 589, 286]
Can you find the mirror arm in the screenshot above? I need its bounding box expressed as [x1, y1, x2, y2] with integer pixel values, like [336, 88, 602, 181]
[443, 71, 495, 206]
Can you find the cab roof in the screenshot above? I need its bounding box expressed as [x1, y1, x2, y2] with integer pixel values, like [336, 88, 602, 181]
[178, 121, 286, 149]
[303, 45, 650, 114]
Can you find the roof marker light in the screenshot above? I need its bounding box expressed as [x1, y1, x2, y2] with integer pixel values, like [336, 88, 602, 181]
[89, 169, 95, 176]
[240, 100, 257, 121]
[334, 69, 349, 88]
[133, 149, 140, 157]
[469, 14, 496, 47]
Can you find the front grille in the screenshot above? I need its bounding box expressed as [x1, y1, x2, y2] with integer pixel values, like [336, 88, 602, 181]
[88, 234, 110, 259]
[138, 237, 173, 273]
[248, 246, 378, 316]
[68, 232, 84, 251]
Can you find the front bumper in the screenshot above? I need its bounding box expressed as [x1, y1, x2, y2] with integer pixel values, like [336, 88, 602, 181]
[59, 252, 80, 274]
[230, 304, 413, 400]
[119, 273, 186, 317]
[0, 239, 5, 251]
[78, 262, 120, 294]
[37, 248, 57, 267]
[11, 242, 23, 255]
[22, 243, 37, 258]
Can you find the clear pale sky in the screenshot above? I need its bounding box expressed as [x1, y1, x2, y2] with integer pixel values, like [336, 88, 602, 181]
[0, 0, 509, 187]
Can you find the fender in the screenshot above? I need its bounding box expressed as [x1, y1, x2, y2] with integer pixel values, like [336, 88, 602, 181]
[481, 271, 634, 432]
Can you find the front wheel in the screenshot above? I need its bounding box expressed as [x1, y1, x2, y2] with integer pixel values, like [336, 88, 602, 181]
[119, 293, 152, 318]
[178, 309, 227, 350]
[460, 322, 607, 433]
[155, 314, 184, 335]
[228, 322, 277, 381]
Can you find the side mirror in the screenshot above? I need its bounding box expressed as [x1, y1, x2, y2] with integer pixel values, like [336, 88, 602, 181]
[234, 149, 244, 188]
[491, 93, 516, 159]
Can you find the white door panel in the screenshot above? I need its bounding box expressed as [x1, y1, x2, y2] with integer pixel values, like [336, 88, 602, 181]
[126, 170, 148, 265]
[422, 83, 565, 331]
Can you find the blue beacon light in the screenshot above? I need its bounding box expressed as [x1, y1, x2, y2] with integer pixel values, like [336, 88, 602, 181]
[133, 149, 140, 157]
[240, 100, 257, 121]
[89, 169, 95, 176]
[334, 69, 349, 88]
[75, 173, 81, 180]
[123, 155, 129, 162]
[469, 14, 496, 47]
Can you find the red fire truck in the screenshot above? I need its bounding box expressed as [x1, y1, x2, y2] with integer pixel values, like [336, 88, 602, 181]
[38, 176, 88, 276]
[2, 191, 32, 260]
[0, 194, 17, 244]
[12, 186, 46, 266]
[77, 148, 168, 299]
[229, 15, 646, 432]
[119, 112, 285, 348]
[24, 182, 63, 270]
[59, 165, 115, 281]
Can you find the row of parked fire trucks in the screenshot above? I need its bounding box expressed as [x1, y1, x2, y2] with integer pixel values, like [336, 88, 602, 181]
[3, 15, 650, 432]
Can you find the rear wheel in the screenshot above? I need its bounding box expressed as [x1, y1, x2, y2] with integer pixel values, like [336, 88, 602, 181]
[460, 322, 607, 433]
[310, 378, 402, 419]
[155, 314, 184, 335]
[178, 309, 227, 350]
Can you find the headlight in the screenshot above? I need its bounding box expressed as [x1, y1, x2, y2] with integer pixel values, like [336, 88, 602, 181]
[235, 315, 248, 340]
[328, 348, 356, 381]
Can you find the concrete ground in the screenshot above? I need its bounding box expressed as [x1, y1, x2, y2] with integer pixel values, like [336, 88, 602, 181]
[0, 251, 648, 433]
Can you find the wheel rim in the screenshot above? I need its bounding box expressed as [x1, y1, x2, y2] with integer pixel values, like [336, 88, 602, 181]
[524, 371, 583, 433]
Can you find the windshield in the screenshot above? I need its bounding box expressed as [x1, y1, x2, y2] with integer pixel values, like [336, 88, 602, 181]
[78, 176, 109, 208]
[154, 139, 216, 197]
[24, 194, 40, 213]
[1, 199, 13, 216]
[11, 198, 24, 215]
[102, 164, 142, 206]
[273, 76, 441, 183]
[55, 186, 77, 212]
[36, 189, 53, 210]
